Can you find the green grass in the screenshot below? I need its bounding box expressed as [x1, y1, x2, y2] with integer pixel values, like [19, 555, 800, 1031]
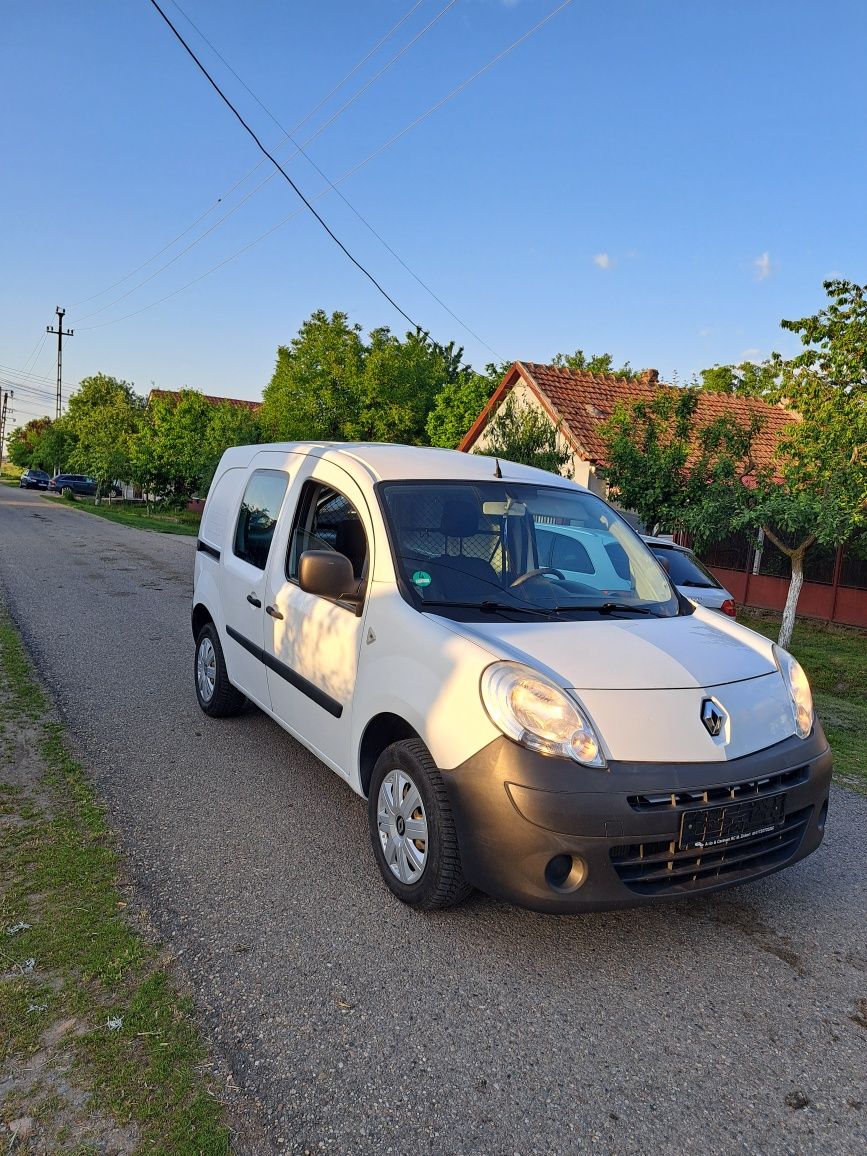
[0, 607, 230, 1154]
[41, 494, 201, 536]
[739, 611, 866, 793]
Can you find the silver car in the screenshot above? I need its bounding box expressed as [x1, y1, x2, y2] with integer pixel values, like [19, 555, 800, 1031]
[642, 536, 737, 616]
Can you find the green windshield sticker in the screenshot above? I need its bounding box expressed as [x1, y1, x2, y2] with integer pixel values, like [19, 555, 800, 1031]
[411, 570, 432, 588]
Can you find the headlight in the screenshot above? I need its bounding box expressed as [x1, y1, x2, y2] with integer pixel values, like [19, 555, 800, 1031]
[773, 645, 814, 739]
[480, 662, 607, 768]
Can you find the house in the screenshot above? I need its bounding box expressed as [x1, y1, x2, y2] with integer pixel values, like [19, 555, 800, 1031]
[458, 361, 791, 492]
[459, 361, 867, 628]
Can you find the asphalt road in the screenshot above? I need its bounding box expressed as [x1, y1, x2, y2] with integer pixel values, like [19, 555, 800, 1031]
[1, 485, 865, 1156]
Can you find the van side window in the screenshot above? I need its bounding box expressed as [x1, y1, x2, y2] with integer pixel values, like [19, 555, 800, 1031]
[288, 482, 368, 582]
[233, 470, 289, 570]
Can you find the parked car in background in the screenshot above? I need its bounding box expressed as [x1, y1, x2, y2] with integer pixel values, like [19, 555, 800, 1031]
[47, 473, 98, 497]
[18, 469, 51, 490]
[642, 536, 736, 616]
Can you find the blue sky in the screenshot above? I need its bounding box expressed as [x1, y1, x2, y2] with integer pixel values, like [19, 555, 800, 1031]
[2, 0, 866, 430]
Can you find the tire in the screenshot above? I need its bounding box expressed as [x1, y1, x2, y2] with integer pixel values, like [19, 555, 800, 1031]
[368, 738, 472, 910]
[194, 622, 245, 718]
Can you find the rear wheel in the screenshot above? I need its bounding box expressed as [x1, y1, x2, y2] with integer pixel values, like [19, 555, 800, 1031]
[368, 739, 471, 910]
[194, 623, 245, 717]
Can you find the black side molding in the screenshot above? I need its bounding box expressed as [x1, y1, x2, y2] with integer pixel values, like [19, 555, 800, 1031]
[225, 625, 343, 719]
[197, 539, 221, 561]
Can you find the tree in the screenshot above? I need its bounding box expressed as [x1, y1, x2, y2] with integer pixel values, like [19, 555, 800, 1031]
[259, 311, 365, 441]
[64, 374, 144, 497]
[360, 329, 460, 444]
[698, 360, 781, 396]
[203, 401, 261, 488]
[7, 417, 54, 469]
[599, 388, 700, 532]
[599, 359, 864, 649]
[552, 349, 639, 379]
[133, 390, 216, 503]
[425, 361, 509, 449]
[475, 394, 572, 476]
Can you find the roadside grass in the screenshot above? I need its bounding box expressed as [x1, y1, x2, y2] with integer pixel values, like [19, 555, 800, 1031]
[0, 606, 230, 1153]
[739, 611, 867, 794]
[41, 493, 201, 537]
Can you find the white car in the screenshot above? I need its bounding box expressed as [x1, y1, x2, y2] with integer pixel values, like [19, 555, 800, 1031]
[642, 536, 737, 617]
[192, 443, 830, 912]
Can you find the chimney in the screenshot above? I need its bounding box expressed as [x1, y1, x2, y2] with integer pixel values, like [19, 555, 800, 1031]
[639, 369, 659, 386]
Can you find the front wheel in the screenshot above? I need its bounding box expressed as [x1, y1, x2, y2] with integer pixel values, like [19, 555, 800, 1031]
[194, 623, 245, 717]
[368, 739, 472, 910]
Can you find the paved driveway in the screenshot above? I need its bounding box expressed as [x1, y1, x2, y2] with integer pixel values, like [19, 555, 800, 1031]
[1, 485, 865, 1155]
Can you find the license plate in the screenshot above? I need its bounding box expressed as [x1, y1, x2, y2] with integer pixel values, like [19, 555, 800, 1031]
[678, 794, 786, 851]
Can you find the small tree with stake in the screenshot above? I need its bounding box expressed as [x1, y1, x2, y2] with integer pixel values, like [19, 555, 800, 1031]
[600, 364, 864, 650]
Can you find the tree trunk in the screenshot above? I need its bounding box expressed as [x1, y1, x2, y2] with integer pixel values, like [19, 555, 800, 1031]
[778, 549, 805, 650]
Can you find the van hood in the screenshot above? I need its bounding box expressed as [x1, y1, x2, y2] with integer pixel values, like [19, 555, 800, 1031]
[440, 607, 777, 691]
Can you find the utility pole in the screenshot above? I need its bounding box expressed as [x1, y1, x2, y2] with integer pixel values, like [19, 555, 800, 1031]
[47, 306, 74, 419]
[0, 389, 12, 475]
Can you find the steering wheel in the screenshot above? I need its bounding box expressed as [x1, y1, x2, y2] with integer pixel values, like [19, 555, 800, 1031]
[510, 567, 566, 589]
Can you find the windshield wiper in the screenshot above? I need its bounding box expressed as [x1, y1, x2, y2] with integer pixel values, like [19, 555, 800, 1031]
[552, 602, 655, 616]
[421, 599, 556, 618]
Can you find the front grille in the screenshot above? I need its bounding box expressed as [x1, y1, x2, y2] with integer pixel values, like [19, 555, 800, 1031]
[610, 806, 812, 895]
[627, 766, 808, 813]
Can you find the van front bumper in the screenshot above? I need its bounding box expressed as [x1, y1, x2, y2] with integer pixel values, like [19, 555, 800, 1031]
[442, 727, 832, 913]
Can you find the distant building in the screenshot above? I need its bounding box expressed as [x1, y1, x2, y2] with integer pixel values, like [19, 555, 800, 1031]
[458, 361, 790, 492]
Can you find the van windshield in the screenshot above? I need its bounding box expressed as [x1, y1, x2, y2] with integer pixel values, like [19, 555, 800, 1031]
[378, 481, 682, 619]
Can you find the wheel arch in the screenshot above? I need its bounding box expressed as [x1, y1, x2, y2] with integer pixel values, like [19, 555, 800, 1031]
[191, 601, 214, 640]
[358, 713, 423, 798]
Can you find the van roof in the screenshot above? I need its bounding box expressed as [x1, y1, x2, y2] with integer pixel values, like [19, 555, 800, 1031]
[218, 442, 588, 490]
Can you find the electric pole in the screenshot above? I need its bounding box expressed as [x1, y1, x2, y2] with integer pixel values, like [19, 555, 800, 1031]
[47, 306, 74, 419]
[0, 389, 13, 475]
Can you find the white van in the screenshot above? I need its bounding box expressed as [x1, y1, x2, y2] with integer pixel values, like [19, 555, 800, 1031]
[192, 443, 831, 912]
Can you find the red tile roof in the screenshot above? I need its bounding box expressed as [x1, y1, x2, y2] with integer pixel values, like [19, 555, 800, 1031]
[459, 361, 795, 472]
[147, 388, 261, 411]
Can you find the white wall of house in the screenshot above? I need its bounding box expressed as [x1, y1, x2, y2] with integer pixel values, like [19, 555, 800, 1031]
[471, 380, 607, 495]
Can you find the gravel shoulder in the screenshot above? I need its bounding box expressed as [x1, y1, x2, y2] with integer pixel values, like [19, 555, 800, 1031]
[1, 485, 865, 1155]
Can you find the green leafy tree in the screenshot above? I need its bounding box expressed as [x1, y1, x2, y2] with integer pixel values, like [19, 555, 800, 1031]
[203, 401, 261, 488]
[698, 361, 781, 396]
[133, 390, 217, 503]
[259, 311, 365, 441]
[552, 349, 639, 379]
[600, 388, 700, 532]
[475, 395, 573, 476]
[7, 417, 53, 469]
[425, 360, 510, 449]
[360, 329, 457, 444]
[600, 354, 864, 649]
[64, 374, 144, 496]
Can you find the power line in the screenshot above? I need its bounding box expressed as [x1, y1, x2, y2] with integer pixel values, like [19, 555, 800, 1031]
[147, 0, 422, 331]
[82, 0, 494, 353]
[71, 0, 430, 310]
[79, 0, 575, 335]
[166, 0, 498, 357]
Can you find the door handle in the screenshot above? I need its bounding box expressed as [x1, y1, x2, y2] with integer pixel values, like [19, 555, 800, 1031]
[246, 593, 262, 608]
[266, 605, 284, 620]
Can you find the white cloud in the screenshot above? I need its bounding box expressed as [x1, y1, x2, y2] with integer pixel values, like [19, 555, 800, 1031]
[740, 348, 761, 361]
[698, 327, 713, 337]
[753, 251, 772, 280]
[592, 252, 611, 270]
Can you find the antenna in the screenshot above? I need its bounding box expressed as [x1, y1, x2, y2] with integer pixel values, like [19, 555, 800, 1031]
[494, 458, 503, 479]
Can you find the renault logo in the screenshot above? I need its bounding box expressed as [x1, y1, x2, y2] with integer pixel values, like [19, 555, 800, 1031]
[701, 699, 726, 737]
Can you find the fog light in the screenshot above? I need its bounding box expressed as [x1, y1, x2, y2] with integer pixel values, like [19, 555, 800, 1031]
[544, 854, 588, 894]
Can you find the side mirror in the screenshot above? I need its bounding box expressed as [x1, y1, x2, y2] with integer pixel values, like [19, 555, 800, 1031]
[298, 550, 362, 612]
